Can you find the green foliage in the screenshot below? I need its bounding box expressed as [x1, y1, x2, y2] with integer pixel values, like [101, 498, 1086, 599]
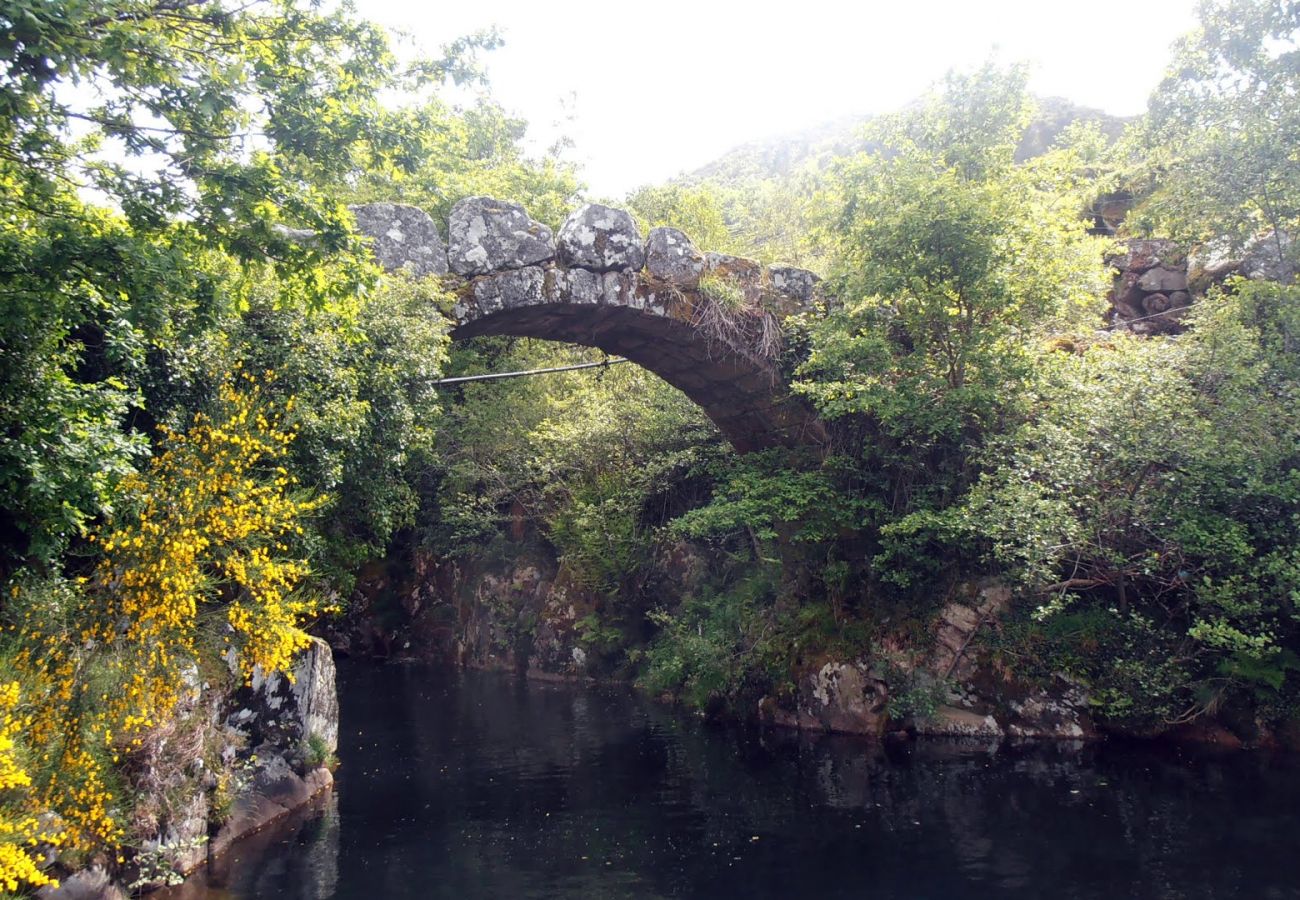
[169, 273, 452, 583]
[624, 184, 736, 252]
[964, 280, 1300, 724]
[1127, 0, 1300, 263]
[670, 450, 859, 546]
[639, 568, 782, 710]
[787, 61, 1108, 596]
[346, 97, 581, 229]
[696, 272, 747, 311]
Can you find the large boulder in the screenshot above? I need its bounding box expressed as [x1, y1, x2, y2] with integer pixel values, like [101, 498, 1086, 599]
[447, 196, 555, 276]
[644, 226, 704, 285]
[348, 203, 448, 277]
[558, 203, 645, 272]
[227, 636, 338, 755]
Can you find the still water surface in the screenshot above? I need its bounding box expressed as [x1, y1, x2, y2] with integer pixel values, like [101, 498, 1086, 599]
[175, 662, 1300, 899]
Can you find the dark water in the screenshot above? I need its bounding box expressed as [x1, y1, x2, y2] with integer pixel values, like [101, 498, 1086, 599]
[175, 662, 1300, 899]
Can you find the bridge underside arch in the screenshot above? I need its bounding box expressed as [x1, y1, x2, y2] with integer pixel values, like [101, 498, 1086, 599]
[450, 267, 826, 453]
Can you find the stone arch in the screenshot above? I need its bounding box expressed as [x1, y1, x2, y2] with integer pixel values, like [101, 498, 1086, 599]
[350, 198, 828, 453]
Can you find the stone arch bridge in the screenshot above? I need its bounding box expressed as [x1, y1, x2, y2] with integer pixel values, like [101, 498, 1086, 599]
[348, 198, 827, 452]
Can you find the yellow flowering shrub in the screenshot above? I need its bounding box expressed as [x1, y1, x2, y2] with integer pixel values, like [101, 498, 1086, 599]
[5, 375, 327, 884]
[0, 681, 57, 893]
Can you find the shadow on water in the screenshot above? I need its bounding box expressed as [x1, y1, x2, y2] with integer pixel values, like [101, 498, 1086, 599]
[175, 662, 1300, 900]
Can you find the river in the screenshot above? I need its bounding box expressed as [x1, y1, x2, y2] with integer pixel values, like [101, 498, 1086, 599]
[170, 661, 1300, 899]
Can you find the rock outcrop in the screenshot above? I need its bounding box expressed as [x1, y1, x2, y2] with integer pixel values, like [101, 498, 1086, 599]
[758, 661, 890, 736]
[51, 639, 342, 896]
[1106, 239, 1193, 334]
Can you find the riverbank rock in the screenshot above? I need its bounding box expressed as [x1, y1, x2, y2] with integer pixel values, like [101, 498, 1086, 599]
[918, 705, 1004, 739]
[227, 637, 339, 755]
[36, 866, 127, 900]
[208, 763, 334, 860]
[447, 196, 555, 276]
[759, 661, 889, 736]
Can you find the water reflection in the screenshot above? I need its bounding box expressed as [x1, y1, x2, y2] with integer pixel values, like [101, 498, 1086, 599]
[177, 663, 1300, 900]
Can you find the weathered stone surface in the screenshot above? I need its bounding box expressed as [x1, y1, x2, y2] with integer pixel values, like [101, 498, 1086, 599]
[1168, 290, 1191, 308]
[1137, 267, 1188, 293]
[447, 196, 554, 276]
[349, 202, 448, 277]
[461, 265, 548, 318]
[1142, 292, 1172, 315]
[917, 705, 1004, 739]
[1240, 231, 1296, 282]
[705, 252, 766, 302]
[1005, 676, 1094, 740]
[36, 866, 127, 900]
[209, 763, 333, 859]
[1106, 238, 1178, 273]
[558, 203, 645, 272]
[228, 636, 338, 754]
[768, 264, 818, 302]
[759, 661, 888, 736]
[929, 582, 1010, 681]
[644, 227, 704, 285]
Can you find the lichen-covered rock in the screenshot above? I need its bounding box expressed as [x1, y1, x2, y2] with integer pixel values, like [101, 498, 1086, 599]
[461, 265, 548, 318]
[767, 264, 818, 302]
[1105, 238, 1179, 273]
[447, 196, 554, 276]
[1240, 231, 1295, 282]
[348, 202, 448, 277]
[644, 227, 704, 285]
[1005, 676, 1094, 740]
[227, 636, 338, 755]
[929, 582, 1010, 681]
[558, 203, 645, 272]
[759, 661, 888, 736]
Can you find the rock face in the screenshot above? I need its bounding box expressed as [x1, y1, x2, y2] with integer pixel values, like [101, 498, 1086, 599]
[227, 636, 339, 756]
[349, 202, 448, 277]
[759, 661, 889, 736]
[208, 762, 333, 860]
[557, 203, 645, 272]
[644, 227, 705, 285]
[447, 196, 555, 276]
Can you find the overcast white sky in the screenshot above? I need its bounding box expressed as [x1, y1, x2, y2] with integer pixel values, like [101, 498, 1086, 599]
[359, 0, 1201, 198]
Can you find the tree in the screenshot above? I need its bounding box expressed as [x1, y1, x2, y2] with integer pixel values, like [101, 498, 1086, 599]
[795, 63, 1108, 588]
[624, 183, 737, 253]
[1130, 0, 1300, 270]
[964, 281, 1300, 727]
